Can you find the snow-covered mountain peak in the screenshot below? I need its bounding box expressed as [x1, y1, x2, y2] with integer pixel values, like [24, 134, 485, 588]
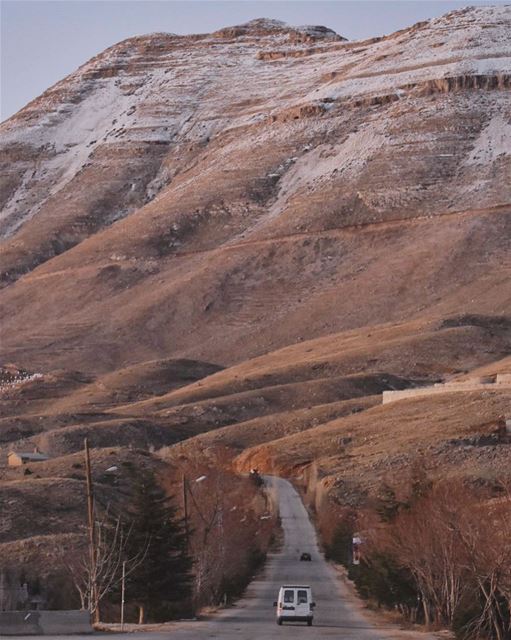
[0, 5, 509, 251]
[212, 17, 343, 41]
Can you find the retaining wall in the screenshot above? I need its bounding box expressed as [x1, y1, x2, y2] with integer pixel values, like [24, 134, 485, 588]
[382, 382, 511, 404]
[0, 610, 92, 635]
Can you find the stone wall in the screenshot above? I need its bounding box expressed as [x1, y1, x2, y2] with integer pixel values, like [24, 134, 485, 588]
[0, 610, 92, 635]
[382, 379, 511, 404]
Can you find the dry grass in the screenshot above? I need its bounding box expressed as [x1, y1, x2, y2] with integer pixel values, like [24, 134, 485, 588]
[235, 388, 511, 505]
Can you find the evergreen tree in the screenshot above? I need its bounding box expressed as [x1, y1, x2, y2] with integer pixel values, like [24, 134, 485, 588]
[376, 483, 401, 523]
[326, 518, 355, 567]
[348, 552, 418, 612]
[119, 468, 193, 624]
[410, 461, 432, 503]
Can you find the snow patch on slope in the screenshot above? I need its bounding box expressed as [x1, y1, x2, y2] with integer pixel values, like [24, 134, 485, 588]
[466, 114, 511, 165]
[284, 124, 388, 188]
[246, 120, 388, 236]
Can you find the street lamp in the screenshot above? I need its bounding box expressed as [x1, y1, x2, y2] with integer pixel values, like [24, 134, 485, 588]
[182, 473, 208, 549]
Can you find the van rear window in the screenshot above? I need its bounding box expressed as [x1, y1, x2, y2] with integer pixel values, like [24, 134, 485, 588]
[297, 590, 308, 604]
[283, 590, 294, 603]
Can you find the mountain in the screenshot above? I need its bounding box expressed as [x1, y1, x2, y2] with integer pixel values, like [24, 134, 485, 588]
[0, 6, 510, 606]
[1, 7, 510, 375]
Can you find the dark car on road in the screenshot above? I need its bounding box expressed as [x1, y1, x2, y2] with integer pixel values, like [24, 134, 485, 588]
[300, 552, 312, 561]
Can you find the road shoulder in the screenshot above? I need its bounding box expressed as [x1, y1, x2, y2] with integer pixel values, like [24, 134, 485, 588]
[330, 564, 453, 640]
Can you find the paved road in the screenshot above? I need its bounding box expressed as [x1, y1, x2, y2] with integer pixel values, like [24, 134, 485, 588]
[20, 477, 435, 639]
[165, 475, 387, 639]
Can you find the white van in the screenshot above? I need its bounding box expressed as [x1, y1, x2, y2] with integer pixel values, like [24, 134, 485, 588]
[273, 585, 315, 626]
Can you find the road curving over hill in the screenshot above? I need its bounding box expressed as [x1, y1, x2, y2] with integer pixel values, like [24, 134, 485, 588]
[156, 476, 438, 639]
[163, 475, 387, 639]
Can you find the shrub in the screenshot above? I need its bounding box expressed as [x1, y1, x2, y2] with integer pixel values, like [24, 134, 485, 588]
[349, 552, 418, 614]
[325, 519, 354, 567]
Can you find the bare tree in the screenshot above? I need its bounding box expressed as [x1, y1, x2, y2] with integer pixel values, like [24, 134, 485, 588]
[186, 476, 224, 604]
[390, 482, 471, 628]
[66, 513, 147, 620]
[456, 487, 511, 640]
[181, 467, 276, 609]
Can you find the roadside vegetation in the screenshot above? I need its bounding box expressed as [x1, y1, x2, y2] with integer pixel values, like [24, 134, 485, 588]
[160, 461, 278, 612]
[0, 451, 278, 625]
[323, 474, 511, 639]
[86, 463, 277, 623]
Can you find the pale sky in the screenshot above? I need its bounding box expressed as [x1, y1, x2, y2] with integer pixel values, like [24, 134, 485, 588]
[1, 0, 506, 121]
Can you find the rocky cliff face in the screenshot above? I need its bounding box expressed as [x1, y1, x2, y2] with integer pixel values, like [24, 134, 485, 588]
[0, 7, 510, 374]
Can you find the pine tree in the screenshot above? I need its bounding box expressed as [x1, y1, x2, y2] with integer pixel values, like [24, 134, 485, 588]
[376, 482, 401, 523]
[119, 468, 193, 624]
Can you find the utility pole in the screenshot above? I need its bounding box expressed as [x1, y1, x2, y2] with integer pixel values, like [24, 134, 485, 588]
[182, 472, 189, 550]
[120, 560, 126, 631]
[217, 474, 226, 604]
[84, 438, 98, 623]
